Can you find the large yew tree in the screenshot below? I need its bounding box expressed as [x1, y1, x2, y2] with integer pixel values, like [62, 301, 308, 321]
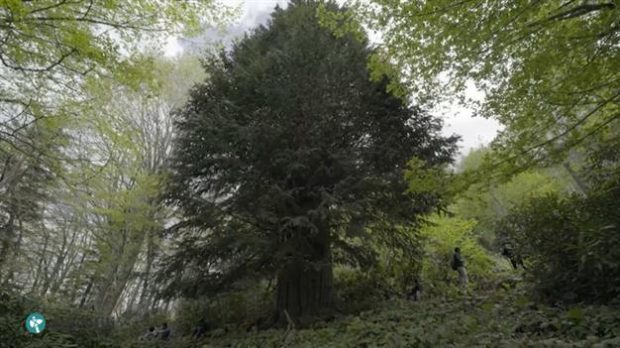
[164, 0, 458, 321]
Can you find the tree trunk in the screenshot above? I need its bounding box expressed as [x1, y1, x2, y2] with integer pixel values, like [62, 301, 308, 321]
[69, 250, 88, 304]
[0, 213, 15, 280]
[80, 278, 94, 308]
[275, 230, 333, 324]
[275, 260, 333, 324]
[44, 230, 68, 296]
[51, 226, 80, 296]
[3, 217, 24, 287]
[139, 228, 155, 307]
[30, 231, 49, 294]
[125, 281, 139, 312]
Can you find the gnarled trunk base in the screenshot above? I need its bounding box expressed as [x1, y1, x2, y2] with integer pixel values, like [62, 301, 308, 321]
[275, 260, 333, 325]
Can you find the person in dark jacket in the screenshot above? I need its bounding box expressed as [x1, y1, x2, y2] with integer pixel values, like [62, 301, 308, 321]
[192, 318, 209, 339]
[452, 247, 468, 287]
[158, 322, 171, 340]
[502, 244, 527, 270]
[407, 278, 422, 301]
[139, 326, 157, 341]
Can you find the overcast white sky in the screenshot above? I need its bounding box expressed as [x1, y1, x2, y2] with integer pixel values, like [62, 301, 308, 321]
[164, 0, 502, 158]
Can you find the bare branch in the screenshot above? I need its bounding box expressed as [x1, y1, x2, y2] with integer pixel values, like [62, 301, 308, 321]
[490, 91, 620, 172]
[0, 155, 13, 184]
[27, 0, 72, 16]
[0, 48, 77, 72]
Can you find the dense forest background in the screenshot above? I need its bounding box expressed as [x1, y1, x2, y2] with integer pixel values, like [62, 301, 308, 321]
[1, 1, 619, 347]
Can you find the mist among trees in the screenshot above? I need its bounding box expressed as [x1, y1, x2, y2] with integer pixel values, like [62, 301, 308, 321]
[1, 1, 619, 347]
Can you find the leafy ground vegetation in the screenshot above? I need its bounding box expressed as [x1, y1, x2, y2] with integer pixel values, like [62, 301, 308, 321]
[1, 0, 619, 347]
[203, 293, 620, 348]
[3, 274, 620, 347]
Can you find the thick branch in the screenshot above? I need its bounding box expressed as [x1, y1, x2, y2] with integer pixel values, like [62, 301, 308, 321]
[529, 2, 617, 26]
[546, 3, 616, 22]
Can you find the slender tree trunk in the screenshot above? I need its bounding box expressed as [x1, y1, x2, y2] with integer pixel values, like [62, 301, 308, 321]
[151, 296, 160, 311]
[43, 231, 68, 296]
[30, 231, 50, 294]
[147, 292, 157, 311]
[139, 228, 155, 307]
[69, 251, 88, 304]
[98, 234, 144, 316]
[126, 281, 140, 312]
[6, 219, 24, 285]
[0, 213, 15, 281]
[51, 226, 80, 295]
[2, 217, 24, 287]
[80, 278, 94, 308]
[100, 267, 135, 316]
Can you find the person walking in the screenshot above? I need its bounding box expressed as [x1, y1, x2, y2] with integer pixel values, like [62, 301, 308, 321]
[451, 247, 468, 287]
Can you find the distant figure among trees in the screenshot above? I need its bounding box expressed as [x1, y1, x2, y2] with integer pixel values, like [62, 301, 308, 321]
[192, 318, 209, 339]
[158, 323, 171, 340]
[139, 326, 157, 341]
[452, 247, 468, 287]
[407, 278, 422, 301]
[502, 244, 526, 270]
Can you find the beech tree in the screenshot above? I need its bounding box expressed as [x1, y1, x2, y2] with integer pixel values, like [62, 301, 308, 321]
[323, 0, 619, 179]
[0, 0, 227, 188]
[0, 0, 228, 293]
[164, 1, 458, 322]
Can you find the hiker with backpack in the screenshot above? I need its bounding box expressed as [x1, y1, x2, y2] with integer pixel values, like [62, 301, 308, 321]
[451, 247, 468, 287]
[501, 243, 527, 270]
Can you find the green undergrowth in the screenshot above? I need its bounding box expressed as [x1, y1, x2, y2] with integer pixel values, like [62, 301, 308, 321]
[3, 285, 620, 347]
[199, 289, 620, 348]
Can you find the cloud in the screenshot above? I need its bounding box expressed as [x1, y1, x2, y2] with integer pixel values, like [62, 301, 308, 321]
[165, 0, 288, 53]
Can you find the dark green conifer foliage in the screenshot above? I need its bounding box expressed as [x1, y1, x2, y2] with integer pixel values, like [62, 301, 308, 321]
[163, 0, 458, 321]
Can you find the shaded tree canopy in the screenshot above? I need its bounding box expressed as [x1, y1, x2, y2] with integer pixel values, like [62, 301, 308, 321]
[162, 0, 458, 320]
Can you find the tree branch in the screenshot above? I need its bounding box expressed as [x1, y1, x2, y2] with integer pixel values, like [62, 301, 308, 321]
[529, 2, 616, 27]
[0, 48, 77, 72]
[487, 93, 620, 181]
[0, 155, 13, 184]
[27, 0, 72, 16]
[546, 3, 616, 22]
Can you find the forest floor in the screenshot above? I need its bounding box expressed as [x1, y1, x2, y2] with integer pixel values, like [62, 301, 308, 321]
[193, 287, 620, 348]
[5, 280, 619, 347]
